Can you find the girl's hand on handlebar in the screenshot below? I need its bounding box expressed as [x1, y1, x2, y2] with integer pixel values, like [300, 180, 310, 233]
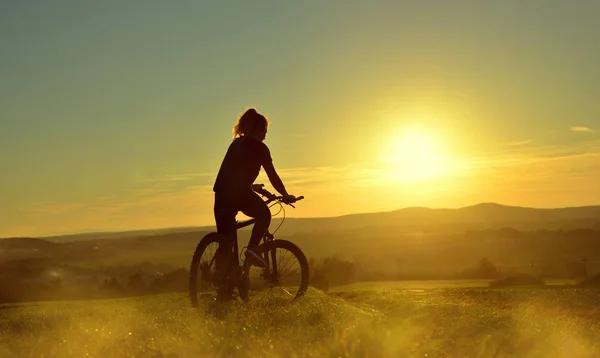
[282, 194, 296, 204]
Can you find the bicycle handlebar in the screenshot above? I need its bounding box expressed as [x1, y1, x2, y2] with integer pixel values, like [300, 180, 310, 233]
[253, 184, 304, 206]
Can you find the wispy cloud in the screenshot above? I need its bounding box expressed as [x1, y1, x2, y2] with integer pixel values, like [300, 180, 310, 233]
[508, 139, 533, 146]
[461, 140, 600, 184]
[20, 202, 88, 216]
[470, 139, 600, 166]
[570, 126, 596, 133]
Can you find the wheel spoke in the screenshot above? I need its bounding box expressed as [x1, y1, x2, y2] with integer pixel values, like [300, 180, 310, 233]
[277, 250, 294, 275]
[279, 286, 293, 297]
[279, 262, 300, 278]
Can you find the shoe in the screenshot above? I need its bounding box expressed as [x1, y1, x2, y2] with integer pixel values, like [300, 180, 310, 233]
[244, 248, 266, 268]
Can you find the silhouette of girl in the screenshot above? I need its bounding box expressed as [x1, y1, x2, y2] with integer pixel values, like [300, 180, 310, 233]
[212, 108, 296, 268]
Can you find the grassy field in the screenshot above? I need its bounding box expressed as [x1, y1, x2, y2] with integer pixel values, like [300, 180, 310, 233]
[1, 283, 600, 357]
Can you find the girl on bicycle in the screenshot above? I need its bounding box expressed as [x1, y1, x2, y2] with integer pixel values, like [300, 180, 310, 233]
[212, 107, 296, 268]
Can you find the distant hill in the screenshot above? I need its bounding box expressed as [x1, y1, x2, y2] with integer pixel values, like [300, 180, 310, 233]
[0, 237, 61, 251]
[1, 203, 600, 278]
[266, 203, 600, 236]
[3, 203, 600, 243]
[38, 226, 205, 243]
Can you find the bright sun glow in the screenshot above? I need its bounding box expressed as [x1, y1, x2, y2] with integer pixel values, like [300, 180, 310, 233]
[380, 128, 451, 182]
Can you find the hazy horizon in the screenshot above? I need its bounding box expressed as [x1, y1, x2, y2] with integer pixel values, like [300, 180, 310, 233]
[13, 201, 600, 239]
[2, 1, 600, 237]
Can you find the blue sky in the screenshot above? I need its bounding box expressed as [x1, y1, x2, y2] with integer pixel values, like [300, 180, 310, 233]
[1, 1, 599, 236]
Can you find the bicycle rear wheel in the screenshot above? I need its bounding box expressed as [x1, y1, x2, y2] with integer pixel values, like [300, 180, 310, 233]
[240, 239, 309, 302]
[189, 232, 227, 307]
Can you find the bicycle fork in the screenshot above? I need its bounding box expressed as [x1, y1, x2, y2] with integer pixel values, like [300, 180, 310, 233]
[259, 232, 280, 286]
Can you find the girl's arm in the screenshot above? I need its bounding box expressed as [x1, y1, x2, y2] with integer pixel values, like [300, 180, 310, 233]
[263, 160, 289, 196]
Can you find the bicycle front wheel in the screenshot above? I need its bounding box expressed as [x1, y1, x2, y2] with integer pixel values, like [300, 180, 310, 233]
[241, 239, 309, 302]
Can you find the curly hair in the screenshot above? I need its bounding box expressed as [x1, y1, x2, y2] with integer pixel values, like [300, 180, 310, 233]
[232, 108, 269, 138]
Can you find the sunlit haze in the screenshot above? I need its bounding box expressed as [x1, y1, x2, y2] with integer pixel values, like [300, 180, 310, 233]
[2, 1, 599, 237]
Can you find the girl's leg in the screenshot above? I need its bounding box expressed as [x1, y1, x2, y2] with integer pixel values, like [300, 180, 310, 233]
[213, 193, 237, 281]
[239, 191, 271, 248]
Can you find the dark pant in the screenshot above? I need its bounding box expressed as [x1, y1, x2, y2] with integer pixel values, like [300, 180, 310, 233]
[214, 190, 271, 250]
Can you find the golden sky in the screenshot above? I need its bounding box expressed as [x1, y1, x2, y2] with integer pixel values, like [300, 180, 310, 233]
[1, 1, 599, 237]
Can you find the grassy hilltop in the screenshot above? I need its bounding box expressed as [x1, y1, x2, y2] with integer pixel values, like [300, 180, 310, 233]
[1, 283, 600, 358]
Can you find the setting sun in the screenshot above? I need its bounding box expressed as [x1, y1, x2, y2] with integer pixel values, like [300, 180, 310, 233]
[380, 128, 450, 182]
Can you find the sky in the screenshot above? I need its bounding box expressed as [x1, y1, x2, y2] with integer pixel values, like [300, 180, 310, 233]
[1, 0, 599, 237]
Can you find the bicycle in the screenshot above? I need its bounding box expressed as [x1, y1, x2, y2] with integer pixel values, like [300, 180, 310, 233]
[189, 185, 309, 307]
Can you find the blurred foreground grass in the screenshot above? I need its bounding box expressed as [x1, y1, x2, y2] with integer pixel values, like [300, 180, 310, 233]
[1, 285, 600, 357]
